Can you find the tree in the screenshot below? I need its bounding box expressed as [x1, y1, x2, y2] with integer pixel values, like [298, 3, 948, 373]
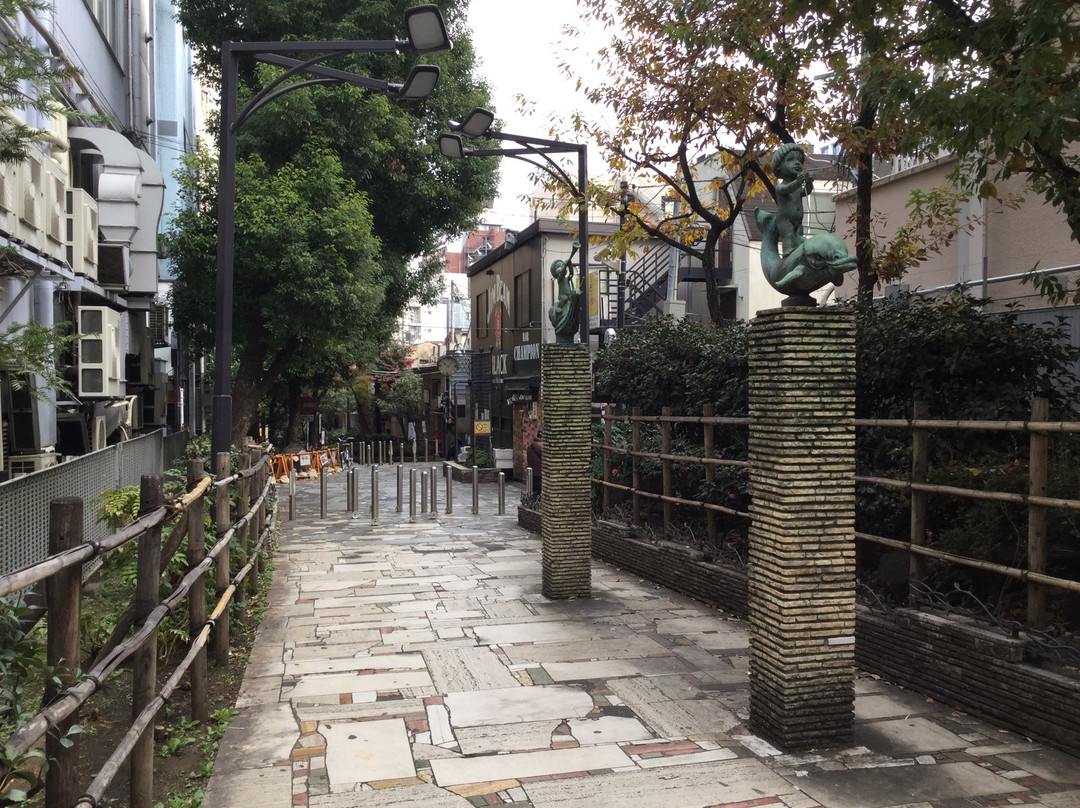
[166, 145, 388, 444]
[0, 0, 78, 163]
[556, 0, 819, 323]
[0, 319, 76, 399]
[167, 0, 498, 444]
[907, 0, 1080, 241]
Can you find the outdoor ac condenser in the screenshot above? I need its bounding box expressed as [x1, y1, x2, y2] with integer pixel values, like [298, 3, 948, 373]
[77, 306, 123, 398]
[65, 188, 99, 281]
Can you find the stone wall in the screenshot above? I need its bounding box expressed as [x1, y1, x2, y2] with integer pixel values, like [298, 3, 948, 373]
[540, 345, 592, 599]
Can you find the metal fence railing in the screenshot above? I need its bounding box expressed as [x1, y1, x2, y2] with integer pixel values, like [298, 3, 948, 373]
[0, 429, 189, 575]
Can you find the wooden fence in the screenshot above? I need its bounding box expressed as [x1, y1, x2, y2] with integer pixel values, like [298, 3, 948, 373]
[0, 446, 275, 808]
[593, 399, 1080, 630]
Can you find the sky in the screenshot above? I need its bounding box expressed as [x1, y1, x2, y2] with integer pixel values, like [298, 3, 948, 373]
[463, 0, 605, 231]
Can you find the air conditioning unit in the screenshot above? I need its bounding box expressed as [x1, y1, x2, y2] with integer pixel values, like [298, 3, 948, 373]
[44, 159, 67, 262]
[15, 148, 45, 250]
[0, 160, 18, 235]
[91, 415, 109, 451]
[149, 303, 169, 348]
[7, 451, 57, 477]
[77, 306, 123, 397]
[65, 188, 99, 281]
[124, 394, 142, 431]
[0, 391, 4, 474]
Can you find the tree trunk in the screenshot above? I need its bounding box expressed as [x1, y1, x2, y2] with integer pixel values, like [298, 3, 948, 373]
[230, 336, 299, 446]
[285, 376, 302, 447]
[700, 231, 724, 324]
[855, 100, 879, 302]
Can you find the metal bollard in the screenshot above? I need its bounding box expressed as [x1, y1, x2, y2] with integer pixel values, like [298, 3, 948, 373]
[498, 471, 506, 515]
[472, 465, 479, 514]
[430, 465, 438, 519]
[320, 466, 328, 519]
[372, 468, 380, 526]
[351, 466, 360, 520]
[421, 470, 428, 514]
[346, 467, 355, 513]
[526, 467, 533, 497]
[445, 463, 453, 515]
[409, 468, 417, 523]
[396, 464, 404, 513]
[289, 468, 296, 521]
[388, 441, 393, 465]
[412, 439, 417, 463]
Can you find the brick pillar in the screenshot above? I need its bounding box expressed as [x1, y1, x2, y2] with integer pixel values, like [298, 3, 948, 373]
[541, 344, 592, 598]
[747, 307, 856, 749]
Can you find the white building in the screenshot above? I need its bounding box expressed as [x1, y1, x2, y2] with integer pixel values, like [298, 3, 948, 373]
[0, 0, 202, 479]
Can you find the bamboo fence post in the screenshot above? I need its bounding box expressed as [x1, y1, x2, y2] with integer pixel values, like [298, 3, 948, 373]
[237, 452, 252, 605]
[702, 404, 717, 550]
[603, 410, 612, 512]
[214, 451, 231, 666]
[248, 448, 261, 600]
[1028, 397, 1050, 629]
[186, 460, 209, 727]
[662, 407, 673, 531]
[909, 399, 929, 592]
[45, 498, 83, 808]
[131, 475, 163, 808]
[632, 407, 641, 523]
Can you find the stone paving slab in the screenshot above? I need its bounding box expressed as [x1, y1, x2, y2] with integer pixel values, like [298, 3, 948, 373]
[206, 470, 1080, 808]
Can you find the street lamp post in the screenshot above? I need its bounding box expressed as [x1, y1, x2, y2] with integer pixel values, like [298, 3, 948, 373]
[211, 5, 452, 460]
[439, 110, 590, 344]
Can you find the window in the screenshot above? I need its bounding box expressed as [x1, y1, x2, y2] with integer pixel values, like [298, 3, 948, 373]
[514, 272, 531, 328]
[474, 291, 488, 339]
[89, 0, 121, 52]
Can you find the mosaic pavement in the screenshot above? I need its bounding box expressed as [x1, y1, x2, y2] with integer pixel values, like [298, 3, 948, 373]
[204, 465, 1080, 808]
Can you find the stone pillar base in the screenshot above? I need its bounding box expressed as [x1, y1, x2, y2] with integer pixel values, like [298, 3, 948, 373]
[541, 344, 592, 599]
[747, 307, 856, 749]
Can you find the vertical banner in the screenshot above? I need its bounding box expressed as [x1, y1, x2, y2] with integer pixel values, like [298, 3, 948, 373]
[588, 268, 600, 331]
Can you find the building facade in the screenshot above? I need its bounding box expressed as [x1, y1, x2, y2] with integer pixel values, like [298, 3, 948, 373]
[0, 0, 201, 480]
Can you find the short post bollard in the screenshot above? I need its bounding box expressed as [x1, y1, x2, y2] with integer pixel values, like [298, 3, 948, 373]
[430, 465, 438, 519]
[351, 467, 360, 520]
[320, 466, 328, 519]
[498, 471, 506, 515]
[396, 464, 404, 513]
[372, 467, 380, 526]
[346, 467, 355, 513]
[289, 468, 296, 521]
[370, 465, 378, 519]
[421, 470, 428, 514]
[445, 463, 453, 515]
[412, 438, 417, 462]
[409, 468, 417, 523]
[472, 465, 479, 515]
[525, 467, 533, 497]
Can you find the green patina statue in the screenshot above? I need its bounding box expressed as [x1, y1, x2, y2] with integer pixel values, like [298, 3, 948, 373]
[548, 241, 583, 345]
[755, 143, 857, 306]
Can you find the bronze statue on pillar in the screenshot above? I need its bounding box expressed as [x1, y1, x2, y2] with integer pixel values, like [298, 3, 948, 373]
[756, 144, 857, 306]
[548, 241, 583, 344]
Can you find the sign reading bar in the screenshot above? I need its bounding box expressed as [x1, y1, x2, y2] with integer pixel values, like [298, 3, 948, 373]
[474, 420, 491, 435]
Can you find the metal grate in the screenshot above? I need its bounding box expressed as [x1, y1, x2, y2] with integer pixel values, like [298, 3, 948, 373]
[0, 431, 167, 575]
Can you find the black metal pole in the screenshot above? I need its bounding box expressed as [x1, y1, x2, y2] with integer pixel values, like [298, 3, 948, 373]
[578, 144, 589, 345]
[212, 43, 238, 459]
[617, 182, 627, 330]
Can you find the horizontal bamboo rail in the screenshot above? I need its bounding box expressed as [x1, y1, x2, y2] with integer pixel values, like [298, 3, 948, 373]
[856, 531, 1080, 595]
[856, 474, 1080, 511]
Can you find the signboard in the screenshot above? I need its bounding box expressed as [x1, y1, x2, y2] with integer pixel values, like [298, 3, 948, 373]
[300, 396, 316, 415]
[298, 454, 311, 468]
[474, 420, 491, 435]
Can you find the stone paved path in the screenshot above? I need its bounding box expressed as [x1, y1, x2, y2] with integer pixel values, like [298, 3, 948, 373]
[205, 464, 1080, 808]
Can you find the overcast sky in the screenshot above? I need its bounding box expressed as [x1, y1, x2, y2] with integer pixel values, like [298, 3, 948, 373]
[463, 0, 604, 231]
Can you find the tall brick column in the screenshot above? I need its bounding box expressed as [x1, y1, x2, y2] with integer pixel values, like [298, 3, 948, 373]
[541, 344, 592, 598]
[747, 307, 856, 749]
